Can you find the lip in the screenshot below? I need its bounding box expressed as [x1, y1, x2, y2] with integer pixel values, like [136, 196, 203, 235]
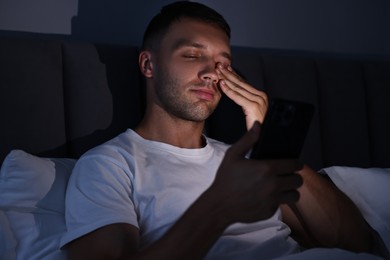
[191, 88, 216, 101]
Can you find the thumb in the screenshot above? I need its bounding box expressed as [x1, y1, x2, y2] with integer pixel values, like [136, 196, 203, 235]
[228, 121, 261, 158]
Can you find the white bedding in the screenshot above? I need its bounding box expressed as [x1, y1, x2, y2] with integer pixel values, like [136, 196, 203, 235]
[0, 150, 389, 259]
[275, 247, 383, 259]
[320, 166, 390, 251]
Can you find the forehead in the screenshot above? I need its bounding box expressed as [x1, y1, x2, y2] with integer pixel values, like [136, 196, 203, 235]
[161, 18, 231, 55]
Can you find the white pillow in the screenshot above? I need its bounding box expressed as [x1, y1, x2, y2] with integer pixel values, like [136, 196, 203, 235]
[320, 166, 390, 251]
[0, 150, 76, 260]
[0, 210, 16, 260]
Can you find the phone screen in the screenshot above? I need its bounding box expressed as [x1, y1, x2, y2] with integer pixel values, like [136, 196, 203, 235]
[250, 98, 314, 160]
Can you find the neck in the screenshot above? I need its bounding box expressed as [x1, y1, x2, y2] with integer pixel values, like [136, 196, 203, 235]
[135, 109, 206, 149]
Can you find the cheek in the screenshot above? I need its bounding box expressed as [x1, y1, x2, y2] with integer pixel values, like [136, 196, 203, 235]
[160, 58, 207, 87]
[211, 87, 222, 105]
[164, 62, 194, 80]
[215, 91, 222, 104]
[179, 64, 200, 79]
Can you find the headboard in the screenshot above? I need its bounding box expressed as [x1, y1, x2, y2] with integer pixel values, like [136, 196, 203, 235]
[1, 36, 390, 170]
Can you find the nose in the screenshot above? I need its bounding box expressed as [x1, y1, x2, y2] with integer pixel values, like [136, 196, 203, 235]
[200, 64, 219, 84]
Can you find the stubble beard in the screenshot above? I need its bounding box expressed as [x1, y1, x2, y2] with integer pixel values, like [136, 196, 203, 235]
[154, 69, 218, 122]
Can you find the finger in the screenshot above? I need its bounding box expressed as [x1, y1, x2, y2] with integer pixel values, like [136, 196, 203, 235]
[276, 173, 303, 192]
[217, 70, 268, 121]
[217, 65, 248, 89]
[263, 159, 304, 177]
[226, 122, 261, 158]
[218, 65, 267, 101]
[219, 77, 267, 106]
[215, 63, 241, 80]
[220, 80, 267, 112]
[277, 190, 301, 204]
[219, 79, 254, 105]
[216, 63, 242, 79]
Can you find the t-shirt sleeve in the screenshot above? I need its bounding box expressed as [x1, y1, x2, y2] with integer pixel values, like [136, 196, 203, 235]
[60, 153, 138, 248]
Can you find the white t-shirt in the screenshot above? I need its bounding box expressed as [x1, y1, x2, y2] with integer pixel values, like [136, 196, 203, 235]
[60, 129, 299, 259]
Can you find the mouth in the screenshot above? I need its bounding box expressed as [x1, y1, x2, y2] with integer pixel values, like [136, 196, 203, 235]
[191, 88, 216, 102]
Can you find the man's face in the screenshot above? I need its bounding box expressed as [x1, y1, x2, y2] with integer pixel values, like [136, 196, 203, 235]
[150, 18, 231, 122]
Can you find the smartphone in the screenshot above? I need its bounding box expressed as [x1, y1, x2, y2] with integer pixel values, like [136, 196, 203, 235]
[250, 98, 314, 160]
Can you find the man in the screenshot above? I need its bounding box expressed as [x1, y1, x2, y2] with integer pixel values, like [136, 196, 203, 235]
[60, 2, 376, 259]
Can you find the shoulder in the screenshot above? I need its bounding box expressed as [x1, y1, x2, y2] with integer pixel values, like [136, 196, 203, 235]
[71, 129, 139, 180]
[81, 129, 139, 162]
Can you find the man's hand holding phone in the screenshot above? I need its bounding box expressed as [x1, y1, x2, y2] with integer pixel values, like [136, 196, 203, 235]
[208, 98, 313, 224]
[209, 122, 304, 225]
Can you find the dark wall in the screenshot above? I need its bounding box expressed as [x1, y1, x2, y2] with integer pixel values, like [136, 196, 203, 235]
[0, 0, 389, 58]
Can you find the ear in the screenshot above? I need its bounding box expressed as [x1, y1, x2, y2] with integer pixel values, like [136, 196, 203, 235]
[139, 51, 153, 78]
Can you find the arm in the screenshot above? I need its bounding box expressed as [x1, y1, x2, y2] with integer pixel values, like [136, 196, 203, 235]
[280, 165, 375, 252]
[67, 192, 228, 260]
[67, 125, 303, 259]
[216, 65, 376, 253]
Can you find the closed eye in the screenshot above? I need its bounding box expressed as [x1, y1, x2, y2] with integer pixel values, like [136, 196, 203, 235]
[183, 54, 200, 59]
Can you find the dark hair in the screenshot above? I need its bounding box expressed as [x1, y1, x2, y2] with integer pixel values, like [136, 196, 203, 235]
[142, 1, 231, 51]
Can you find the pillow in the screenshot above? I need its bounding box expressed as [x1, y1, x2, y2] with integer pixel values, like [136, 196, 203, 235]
[320, 166, 390, 252]
[0, 150, 76, 260]
[0, 210, 16, 260]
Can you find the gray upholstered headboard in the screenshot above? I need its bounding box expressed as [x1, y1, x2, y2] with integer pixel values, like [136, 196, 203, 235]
[1, 36, 390, 170]
[0, 37, 143, 161]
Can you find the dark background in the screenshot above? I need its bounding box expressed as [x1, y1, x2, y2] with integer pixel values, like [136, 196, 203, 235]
[0, 0, 389, 59]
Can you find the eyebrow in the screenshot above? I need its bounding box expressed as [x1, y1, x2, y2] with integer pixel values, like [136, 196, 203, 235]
[172, 38, 231, 61]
